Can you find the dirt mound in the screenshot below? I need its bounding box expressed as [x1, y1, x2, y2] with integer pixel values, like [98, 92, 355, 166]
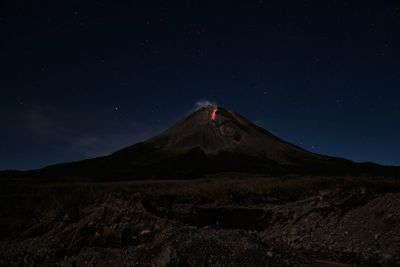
[0, 193, 303, 266]
[1, 190, 399, 266]
[0, 193, 162, 266]
[150, 189, 400, 265]
[258, 189, 400, 265]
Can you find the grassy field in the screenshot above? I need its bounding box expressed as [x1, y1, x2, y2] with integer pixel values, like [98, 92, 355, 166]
[1, 173, 399, 237]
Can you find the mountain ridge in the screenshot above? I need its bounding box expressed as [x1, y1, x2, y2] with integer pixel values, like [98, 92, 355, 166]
[1, 106, 399, 180]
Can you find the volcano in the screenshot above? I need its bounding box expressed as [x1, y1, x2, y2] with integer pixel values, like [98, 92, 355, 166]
[144, 105, 324, 164]
[3, 105, 399, 180]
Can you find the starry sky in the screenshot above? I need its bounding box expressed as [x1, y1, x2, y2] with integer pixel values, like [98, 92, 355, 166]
[1, 1, 400, 170]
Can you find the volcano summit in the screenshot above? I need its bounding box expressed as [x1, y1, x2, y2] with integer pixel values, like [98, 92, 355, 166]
[145, 105, 324, 163]
[3, 105, 398, 180]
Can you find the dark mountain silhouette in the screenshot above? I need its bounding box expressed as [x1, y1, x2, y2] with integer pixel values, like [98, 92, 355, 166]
[2, 105, 399, 180]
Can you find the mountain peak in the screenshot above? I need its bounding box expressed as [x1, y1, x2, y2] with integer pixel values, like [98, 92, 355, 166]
[191, 104, 219, 123]
[145, 106, 320, 164]
[190, 105, 248, 128]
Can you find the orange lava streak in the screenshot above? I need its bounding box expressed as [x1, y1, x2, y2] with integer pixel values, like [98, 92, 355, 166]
[211, 108, 218, 120]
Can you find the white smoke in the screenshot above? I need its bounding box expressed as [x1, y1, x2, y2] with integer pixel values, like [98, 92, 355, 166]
[194, 100, 217, 110]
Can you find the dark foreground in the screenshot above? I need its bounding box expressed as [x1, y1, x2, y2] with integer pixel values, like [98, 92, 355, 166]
[1, 175, 400, 266]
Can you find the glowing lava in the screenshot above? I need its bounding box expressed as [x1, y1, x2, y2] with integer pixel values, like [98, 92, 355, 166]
[211, 108, 218, 120]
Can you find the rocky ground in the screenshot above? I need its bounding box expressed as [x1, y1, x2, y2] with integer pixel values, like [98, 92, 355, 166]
[1, 188, 400, 266]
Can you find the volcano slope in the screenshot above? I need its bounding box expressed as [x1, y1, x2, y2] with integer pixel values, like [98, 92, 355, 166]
[5, 105, 399, 181]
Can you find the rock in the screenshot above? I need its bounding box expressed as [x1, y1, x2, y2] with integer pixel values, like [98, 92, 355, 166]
[151, 247, 186, 267]
[140, 229, 151, 235]
[63, 213, 71, 222]
[382, 254, 393, 261]
[94, 231, 101, 239]
[23, 255, 29, 264]
[102, 226, 117, 242]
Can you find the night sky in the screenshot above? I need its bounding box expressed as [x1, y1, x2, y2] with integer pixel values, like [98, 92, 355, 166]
[1, 1, 400, 170]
